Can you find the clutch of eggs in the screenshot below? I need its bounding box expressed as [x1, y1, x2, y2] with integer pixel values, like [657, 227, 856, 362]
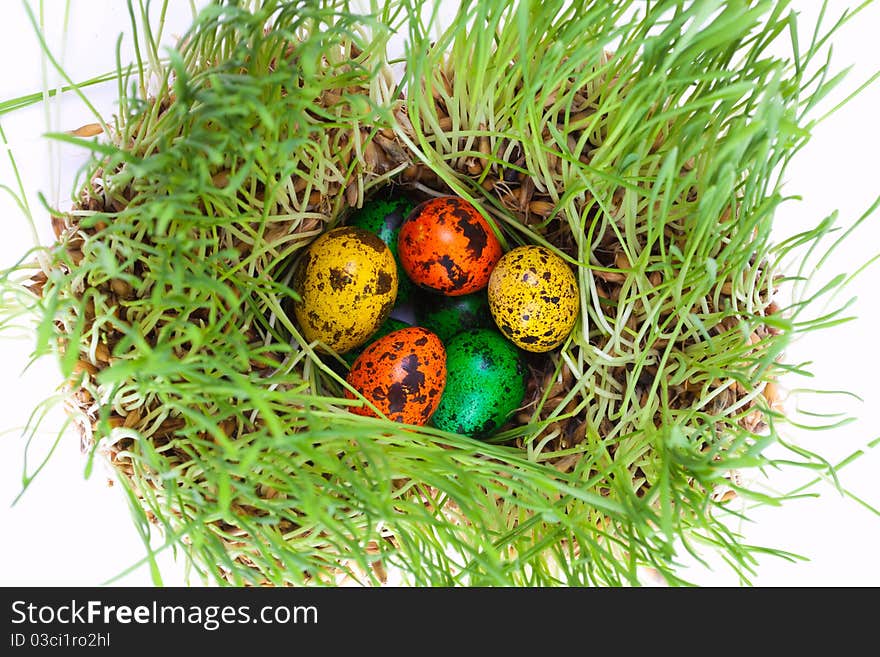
[291, 192, 581, 439]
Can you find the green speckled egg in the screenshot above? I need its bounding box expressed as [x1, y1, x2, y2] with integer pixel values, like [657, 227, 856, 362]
[291, 226, 398, 354]
[348, 195, 416, 305]
[343, 317, 411, 367]
[431, 328, 527, 439]
[487, 245, 579, 352]
[414, 290, 493, 343]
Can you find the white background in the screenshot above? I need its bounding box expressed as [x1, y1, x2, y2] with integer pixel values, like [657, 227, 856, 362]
[0, 0, 878, 587]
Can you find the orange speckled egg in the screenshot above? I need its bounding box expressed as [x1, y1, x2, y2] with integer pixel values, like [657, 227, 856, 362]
[398, 196, 503, 296]
[345, 327, 447, 425]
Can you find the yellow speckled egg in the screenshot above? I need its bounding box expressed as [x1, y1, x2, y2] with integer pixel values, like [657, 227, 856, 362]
[292, 226, 398, 354]
[487, 245, 579, 352]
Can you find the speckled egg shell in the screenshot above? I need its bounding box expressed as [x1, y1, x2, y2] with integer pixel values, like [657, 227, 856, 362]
[292, 226, 398, 354]
[345, 326, 446, 425]
[348, 196, 416, 305]
[342, 316, 411, 367]
[487, 245, 579, 352]
[398, 196, 503, 296]
[414, 290, 493, 343]
[431, 328, 527, 439]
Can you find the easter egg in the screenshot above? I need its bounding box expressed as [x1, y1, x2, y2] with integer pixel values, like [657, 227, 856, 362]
[431, 328, 527, 439]
[398, 196, 503, 296]
[291, 226, 398, 354]
[487, 245, 579, 352]
[414, 290, 493, 343]
[348, 195, 416, 305]
[345, 326, 446, 425]
[342, 316, 411, 367]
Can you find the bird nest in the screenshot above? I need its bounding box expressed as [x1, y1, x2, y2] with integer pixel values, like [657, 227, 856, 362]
[11, 0, 855, 586]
